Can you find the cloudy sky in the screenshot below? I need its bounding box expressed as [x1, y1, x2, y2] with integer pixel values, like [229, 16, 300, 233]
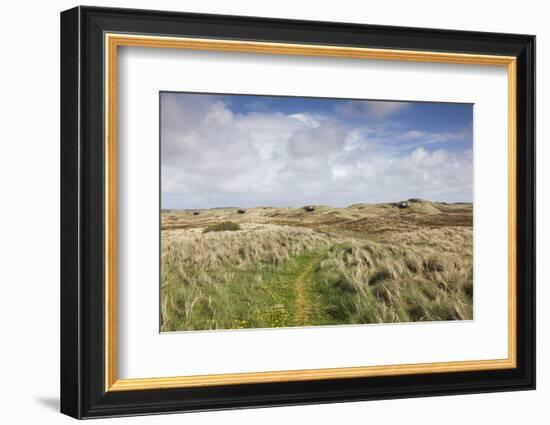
[161, 92, 473, 209]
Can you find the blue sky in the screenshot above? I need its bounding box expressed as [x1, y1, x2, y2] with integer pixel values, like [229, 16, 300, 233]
[161, 92, 473, 209]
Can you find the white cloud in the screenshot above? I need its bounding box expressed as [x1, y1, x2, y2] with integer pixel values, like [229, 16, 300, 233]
[289, 113, 321, 128]
[161, 95, 472, 208]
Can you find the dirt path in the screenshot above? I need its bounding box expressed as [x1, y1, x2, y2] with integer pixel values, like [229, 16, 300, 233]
[292, 255, 321, 326]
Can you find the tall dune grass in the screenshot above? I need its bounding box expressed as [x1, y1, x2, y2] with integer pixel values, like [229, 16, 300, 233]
[313, 227, 473, 324]
[161, 225, 334, 331]
[161, 222, 473, 331]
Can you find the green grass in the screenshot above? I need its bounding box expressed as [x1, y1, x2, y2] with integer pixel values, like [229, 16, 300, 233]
[309, 242, 473, 324]
[161, 239, 472, 331]
[202, 221, 241, 233]
[160, 202, 473, 331]
[161, 250, 334, 331]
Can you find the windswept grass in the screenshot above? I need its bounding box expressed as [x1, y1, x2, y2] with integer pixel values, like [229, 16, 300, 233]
[161, 225, 334, 331]
[202, 221, 241, 233]
[311, 228, 473, 324]
[161, 201, 473, 331]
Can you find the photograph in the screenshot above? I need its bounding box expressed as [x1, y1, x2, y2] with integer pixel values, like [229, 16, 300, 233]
[160, 92, 474, 332]
[58, 5, 536, 419]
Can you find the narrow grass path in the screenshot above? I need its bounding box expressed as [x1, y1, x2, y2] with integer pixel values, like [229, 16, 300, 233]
[265, 250, 337, 327]
[293, 256, 319, 326]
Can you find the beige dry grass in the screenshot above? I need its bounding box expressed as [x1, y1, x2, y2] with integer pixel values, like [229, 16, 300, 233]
[161, 200, 473, 331]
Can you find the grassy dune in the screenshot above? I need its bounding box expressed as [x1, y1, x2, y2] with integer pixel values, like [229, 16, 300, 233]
[161, 200, 473, 332]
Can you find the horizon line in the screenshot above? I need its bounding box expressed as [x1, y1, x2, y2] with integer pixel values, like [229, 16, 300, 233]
[161, 199, 473, 211]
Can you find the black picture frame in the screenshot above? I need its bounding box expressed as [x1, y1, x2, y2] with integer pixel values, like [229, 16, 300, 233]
[61, 5, 535, 419]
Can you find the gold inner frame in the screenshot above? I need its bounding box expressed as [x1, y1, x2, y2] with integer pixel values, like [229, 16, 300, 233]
[104, 33, 517, 392]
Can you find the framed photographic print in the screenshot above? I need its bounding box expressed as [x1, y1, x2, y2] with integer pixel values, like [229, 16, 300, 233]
[60, 6, 536, 419]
